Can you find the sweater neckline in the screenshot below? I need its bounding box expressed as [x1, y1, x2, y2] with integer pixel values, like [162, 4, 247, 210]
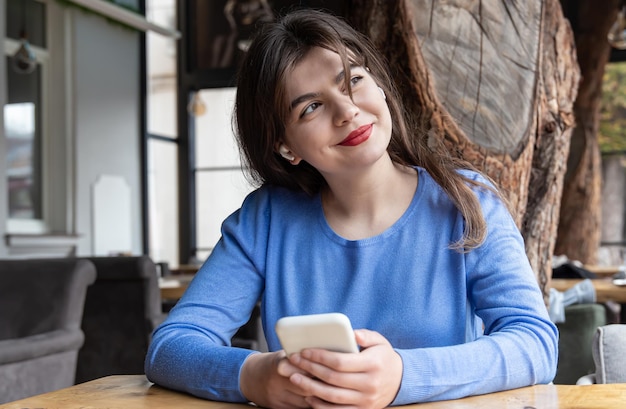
[316, 167, 424, 247]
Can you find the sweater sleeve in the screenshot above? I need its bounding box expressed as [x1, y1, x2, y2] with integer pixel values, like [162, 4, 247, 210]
[144, 189, 269, 402]
[392, 181, 558, 405]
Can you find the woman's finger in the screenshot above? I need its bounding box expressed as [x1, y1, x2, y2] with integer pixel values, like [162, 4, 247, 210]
[277, 354, 312, 377]
[290, 371, 360, 405]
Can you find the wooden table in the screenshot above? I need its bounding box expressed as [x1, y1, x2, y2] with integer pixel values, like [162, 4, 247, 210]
[584, 265, 623, 278]
[159, 274, 195, 300]
[551, 278, 626, 303]
[160, 276, 626, 314]
[170, 264, 200, 275]
[3, 375, 626, 408]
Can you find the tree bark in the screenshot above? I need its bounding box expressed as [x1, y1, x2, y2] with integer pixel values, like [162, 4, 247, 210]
[555, 0, 619, 265]
[526, 0, 579, 301]
[346, 0, 580, 300]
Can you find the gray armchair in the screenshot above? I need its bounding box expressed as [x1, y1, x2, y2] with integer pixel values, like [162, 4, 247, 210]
[554, 303, 607, 384]
[0, 258, 96, 404]
[75, 256, 166, 383]
[577, 324, 626, 384]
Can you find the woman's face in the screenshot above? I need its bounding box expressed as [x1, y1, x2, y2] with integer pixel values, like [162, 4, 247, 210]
[281, 46, 392, 180]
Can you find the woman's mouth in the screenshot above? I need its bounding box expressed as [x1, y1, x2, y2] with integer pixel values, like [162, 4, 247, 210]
[339, 124, 373, 146]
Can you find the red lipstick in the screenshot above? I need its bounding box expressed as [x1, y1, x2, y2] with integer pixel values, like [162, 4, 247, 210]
[339, 124, 373, 146]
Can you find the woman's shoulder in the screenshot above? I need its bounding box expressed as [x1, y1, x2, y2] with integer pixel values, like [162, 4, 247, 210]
[221, 185, 317, 237]
[415, 166, 501, 210]
[232, 184, 318, 223]
[415, 166, 491, 190]
[243, 184, 316, 208]
[419, 166, 496, 190]
[455, 167, 493, 185]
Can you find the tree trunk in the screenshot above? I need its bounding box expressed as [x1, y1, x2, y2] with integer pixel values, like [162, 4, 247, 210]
[526, 0, 580, 301]
[346, 0, 580, 300]
[555, 0, 619, 265]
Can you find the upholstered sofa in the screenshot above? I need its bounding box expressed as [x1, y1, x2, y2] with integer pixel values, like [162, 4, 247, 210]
[0, 258, 96, 404]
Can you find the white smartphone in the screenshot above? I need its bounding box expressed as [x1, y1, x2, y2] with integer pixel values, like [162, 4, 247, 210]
[275, 312, 359, 355]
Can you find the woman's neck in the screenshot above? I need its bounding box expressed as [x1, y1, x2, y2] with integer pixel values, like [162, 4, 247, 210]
[321, 160, 418, 240]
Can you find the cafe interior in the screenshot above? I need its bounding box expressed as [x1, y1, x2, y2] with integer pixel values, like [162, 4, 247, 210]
[1, 0, 625, 407]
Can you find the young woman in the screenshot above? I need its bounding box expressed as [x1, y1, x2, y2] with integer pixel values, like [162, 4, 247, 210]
[145, 9, 557, 408]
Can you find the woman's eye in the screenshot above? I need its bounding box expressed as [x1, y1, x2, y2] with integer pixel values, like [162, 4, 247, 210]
[340, 75, 364, 94]
[350, 75, 363, 86]
[301, 102, 321, 118]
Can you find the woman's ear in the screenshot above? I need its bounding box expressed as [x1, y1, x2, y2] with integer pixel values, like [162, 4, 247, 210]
[276, 143, 298, 163]
[278, 145, 295, 161]
[378, 86, 386, 100]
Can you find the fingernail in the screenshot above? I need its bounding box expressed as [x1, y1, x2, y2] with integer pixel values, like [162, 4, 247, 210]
[291, 373, 302, 385]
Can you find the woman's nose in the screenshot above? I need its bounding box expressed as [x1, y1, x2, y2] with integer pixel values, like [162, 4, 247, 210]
[333, 96, 360, 126]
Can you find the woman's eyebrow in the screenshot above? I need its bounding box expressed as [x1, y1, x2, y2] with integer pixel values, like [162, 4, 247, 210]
[290, 92, 320, 111]
[335, 69, 347, 85]
[288, 65, 358, 111]
[334, 64, 358, 85]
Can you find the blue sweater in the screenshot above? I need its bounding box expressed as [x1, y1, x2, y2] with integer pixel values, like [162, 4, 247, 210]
[145, 167, 558, 405]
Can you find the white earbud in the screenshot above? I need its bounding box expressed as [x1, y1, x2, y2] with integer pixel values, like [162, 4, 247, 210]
[279, 145, 295, 162]
[378, 86, 386, 100]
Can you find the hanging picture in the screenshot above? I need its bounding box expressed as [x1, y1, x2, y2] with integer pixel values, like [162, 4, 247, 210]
[189, 0, 346, 88]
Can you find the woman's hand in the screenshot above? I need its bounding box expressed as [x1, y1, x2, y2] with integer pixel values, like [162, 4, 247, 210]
[286, 329, 403, 409]
[240, 350, 312, 409]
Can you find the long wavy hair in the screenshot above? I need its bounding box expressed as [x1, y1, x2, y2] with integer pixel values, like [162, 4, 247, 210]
[234, 9, 491, 250]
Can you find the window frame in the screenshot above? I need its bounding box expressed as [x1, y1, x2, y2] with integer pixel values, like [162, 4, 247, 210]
[4, 0, 75, 239]
[4, 17, 49, 234]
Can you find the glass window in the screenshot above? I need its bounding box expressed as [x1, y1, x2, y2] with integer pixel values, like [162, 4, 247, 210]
[194, 88, 240, 168]
[147, 138, 179, 267]
[599, 63, 626, 265]
[5, 0, 46, 233]
[4, 101, 41, 220]
[146, 0, 180, 267]
[146, 0, 177, 139]
[194, 88, 255, 257]
[6, 0, 46, 47]
[196, 169, 253, 253]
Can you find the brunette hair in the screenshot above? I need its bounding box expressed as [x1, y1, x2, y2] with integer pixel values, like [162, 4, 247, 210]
[234, 9, 491, 250]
